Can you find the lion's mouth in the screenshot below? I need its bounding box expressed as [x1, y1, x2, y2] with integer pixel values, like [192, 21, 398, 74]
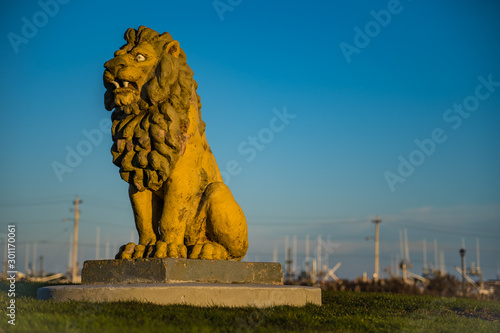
[110, 79, 139, 92]
[104, 76, 141, 109]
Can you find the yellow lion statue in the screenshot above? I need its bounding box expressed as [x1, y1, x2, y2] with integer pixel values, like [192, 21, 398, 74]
[103, 26, 248, 260]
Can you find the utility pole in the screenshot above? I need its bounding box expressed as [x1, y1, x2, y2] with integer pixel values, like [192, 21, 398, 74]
[40, 255, 44, 277]
[305, 234, 310, 276]
[434, 239, 439, 275]
[423, 239, 428, 276]
[311, 258, 317, 284]
[395, 253, 400, 277]
[284, 236, 289, 267]
[399, 230, 409, 283]
[25, 243, 29, 274]
[401, 261, 408, 283]
[372, 216, 382, 282]
[284, 235, 289, 281]
[404, 229, 410, 265]
[33, 243, 37, 277]
[285, 247, 292, 282]
[476, 238, 480, 273]
[469, 238, 484, 287]
[72, 196, 82, 283]
[95, 227, 100, 260]
[292, 235, 297, 276]
[390, 254, 394, 277]
[440, 250, 446, 274]
[105, 239, 110, 260]
[317, 235, 322, 279]
[68, 233, 73, 275]
[476, 237, 482, 278]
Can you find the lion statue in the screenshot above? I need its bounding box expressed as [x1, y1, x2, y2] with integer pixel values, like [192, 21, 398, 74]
[103, 26, 248, 260]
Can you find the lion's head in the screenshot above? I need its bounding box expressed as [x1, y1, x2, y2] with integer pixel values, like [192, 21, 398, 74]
[103, 26, 204, 192]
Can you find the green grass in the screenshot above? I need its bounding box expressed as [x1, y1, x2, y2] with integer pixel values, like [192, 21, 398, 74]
[0, 281, 499, 332]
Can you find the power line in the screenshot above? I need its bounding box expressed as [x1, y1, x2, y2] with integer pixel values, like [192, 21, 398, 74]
[250, 219, 368, 227]
[249, 214, 368, 221]
[0, 199, 70, 208]
[80, 219, 132, 228]
[13, 240, 109, 248]
[83, 202, 130, 211]
[4, 219, 131, 228]
[1, 220, 62, 225]
[387, 221, 500, 239]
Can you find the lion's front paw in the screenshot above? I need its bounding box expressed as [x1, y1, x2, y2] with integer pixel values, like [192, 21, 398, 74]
[115, 242, 141, 259]
[189, 242, 228, 260]
[153, 241, 187, 258]
[115, 243, 155, 259]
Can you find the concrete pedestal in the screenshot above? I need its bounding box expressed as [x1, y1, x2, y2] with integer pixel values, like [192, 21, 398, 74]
[81, 258, 283, 285]
[38, 259, 321, 307]
[37, 283, 321, 307]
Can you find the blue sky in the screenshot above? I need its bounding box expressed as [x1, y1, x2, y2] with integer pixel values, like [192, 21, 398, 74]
[1, 0, 499, 280]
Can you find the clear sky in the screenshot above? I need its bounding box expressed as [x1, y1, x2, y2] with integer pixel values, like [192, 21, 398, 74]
[1, 0, 499, 281]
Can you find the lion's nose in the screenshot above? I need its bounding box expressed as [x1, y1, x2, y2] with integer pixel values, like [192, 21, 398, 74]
[104, 57, 128, 76]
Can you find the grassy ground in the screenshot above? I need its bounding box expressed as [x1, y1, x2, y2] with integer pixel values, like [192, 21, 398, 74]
[0, 281, 499, 332]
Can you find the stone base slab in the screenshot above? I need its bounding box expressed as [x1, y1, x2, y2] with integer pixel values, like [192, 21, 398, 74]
[37, 283, 321, 307]
[81, 258, 283, 285]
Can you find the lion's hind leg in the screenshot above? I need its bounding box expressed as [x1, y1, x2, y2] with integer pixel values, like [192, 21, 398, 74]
[188, 182, 248, 260]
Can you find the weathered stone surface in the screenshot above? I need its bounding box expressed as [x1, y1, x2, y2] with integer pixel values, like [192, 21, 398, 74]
[37, 283, 321, 307]
[81, 258, 284, 285]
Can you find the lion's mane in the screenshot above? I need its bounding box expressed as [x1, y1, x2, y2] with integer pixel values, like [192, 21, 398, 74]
[108, 26, 204, 191]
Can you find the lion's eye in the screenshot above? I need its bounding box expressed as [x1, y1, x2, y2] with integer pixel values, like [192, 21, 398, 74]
[135, 54, 146, 62]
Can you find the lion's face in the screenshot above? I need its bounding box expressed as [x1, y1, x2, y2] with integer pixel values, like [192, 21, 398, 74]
[103, 27, 199, 192]
[103, 42, 160, 110]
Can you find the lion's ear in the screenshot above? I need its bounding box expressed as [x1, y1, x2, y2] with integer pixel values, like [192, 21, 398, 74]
[165, 40, 180, 58]
[124, 28, 136, 44]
